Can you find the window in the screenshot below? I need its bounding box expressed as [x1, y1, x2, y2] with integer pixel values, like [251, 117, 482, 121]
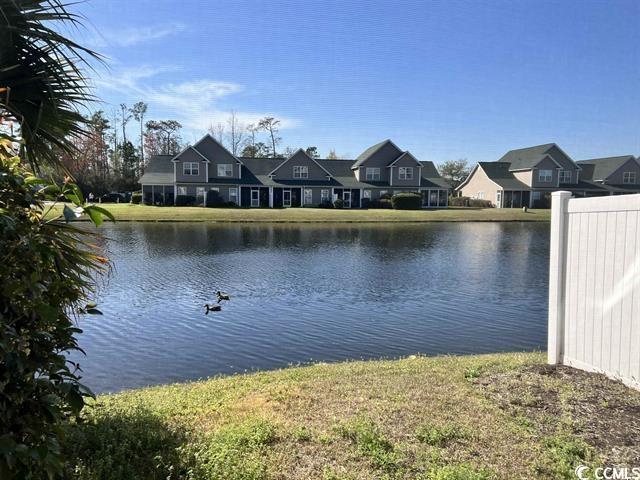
[321, 189, 330, 202]
[217, 164, 233, 177]
[293, 166, 308, 178]
[532, 191, 541, 200]
[196, 187, 205, 203]
[559, 170, 572, 183]
[177, 186, 187, 196]
[251, 189, 260, 207]
[399, 167, 414, 180]
[475, 192, 485, 199]
[183, 162, 199, 176]
[363, 190, 371, 199]
[538, 169, 552, 182]
[623, 172, 637, 184]
[365, 167, 380, 181]
[380, 190, 388, 196]
[229, 188, 238, 203]
[304, 189, 313, 205]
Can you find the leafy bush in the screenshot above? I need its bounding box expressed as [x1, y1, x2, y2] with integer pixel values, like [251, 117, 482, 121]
[0, 150, 112, 478]
[391, 192, 422, 210]
[318, 200, 334, 209]
[205, 191, 224, 207]
[361, 197, 371, 209]
[469, 199, 492, 208]
[175, 195, 196, 206]
[333, 198, 344, 209]
[130, 192, 142, 204]
[448, 196, 470, 207]
[370, 198, 392, 209]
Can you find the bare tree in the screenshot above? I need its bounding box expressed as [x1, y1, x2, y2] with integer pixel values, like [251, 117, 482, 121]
[257, 116, 281, 157]
[146, 120, 183, 155]
[208, 122, 225, 145]
[225, 111, 247, 156]
[327, 149, 339, 160]
[246, 123, 258, 148]
[131, 101, 148, 168]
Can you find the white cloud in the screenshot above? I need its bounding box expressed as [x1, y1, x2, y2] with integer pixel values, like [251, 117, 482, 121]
[96, 65, 298, 136]
[89, 23, 185, 48]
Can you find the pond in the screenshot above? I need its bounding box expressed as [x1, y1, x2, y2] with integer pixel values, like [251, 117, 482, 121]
[72, 222, 550, 393]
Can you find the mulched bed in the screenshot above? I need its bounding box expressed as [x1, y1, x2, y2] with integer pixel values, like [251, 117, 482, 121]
[474, 363, 640, 466]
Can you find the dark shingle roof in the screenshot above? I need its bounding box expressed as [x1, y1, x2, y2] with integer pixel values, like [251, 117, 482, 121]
[139, 155, 174, 184]
[497, 143, 557, 170]
[576, 155, 637, 182]
[350, 139, 392, 169]
[479, 162, 530, 190]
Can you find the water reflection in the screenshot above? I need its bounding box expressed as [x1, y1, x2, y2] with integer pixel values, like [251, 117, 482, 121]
[73, 222, 550, 393]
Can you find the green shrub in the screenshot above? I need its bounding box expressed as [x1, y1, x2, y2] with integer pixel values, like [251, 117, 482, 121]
[0, 151, 112, 478]
[469, 199, 492, 208]
[205, 191, 224, 207]
[318, 200, 334, 209]
[175, 195, 196, 206]
[130, 191, 142, 204]
[360, 197, 371, 209]
[391, 192, 422, 210]
[333, 198, 344, 209]
[370, 198, 392, 209]
[448, 196, 470, 207]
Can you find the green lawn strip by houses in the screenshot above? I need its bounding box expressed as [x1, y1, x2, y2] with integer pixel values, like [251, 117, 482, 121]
[63, 352, 640, 479]
[48, 203, 551, 223]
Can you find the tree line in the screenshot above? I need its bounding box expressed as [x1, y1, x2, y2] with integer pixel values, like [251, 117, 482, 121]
[62, 106, 343, 195]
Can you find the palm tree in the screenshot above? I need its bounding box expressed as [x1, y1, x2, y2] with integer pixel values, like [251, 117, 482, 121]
[0, 0, 101, 170]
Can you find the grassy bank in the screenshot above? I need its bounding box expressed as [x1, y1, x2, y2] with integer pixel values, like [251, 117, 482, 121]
[50, 203, 551, 223]
[64, 352, 639, 479]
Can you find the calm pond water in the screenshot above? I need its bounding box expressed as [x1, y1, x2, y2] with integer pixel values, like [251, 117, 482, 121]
[72, 222, 550, 393]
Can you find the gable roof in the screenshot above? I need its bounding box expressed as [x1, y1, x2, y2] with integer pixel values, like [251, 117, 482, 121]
[171, 145, 209, 163]
[457, 162, 530, 191]
[497, 143, 564, 170]
[268, 148, 333, 177]
[576, 155, 638, 182]
[388, 151, 423, 167]
[351, 139, 403, 169]
[193, 133, 244, 164]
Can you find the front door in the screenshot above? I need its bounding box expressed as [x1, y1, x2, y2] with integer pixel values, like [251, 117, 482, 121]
[283, 189, 291, 207]
[343, 190, 351, 208]
[251, 189, 260, 207]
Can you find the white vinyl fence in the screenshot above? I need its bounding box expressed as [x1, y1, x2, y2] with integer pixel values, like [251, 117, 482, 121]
[548, 191, 640, 390]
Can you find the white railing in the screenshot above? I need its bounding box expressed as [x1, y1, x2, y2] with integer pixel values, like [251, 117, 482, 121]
[548, 191, 640, 390]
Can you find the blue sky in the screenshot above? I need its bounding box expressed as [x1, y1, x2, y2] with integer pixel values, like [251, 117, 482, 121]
[73, 0, 640, 162]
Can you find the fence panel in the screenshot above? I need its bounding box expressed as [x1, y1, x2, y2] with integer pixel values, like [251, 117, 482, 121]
[548, 192, 640, 390]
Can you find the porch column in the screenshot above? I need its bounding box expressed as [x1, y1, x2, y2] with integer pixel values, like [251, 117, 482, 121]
[359, 189, 363, 208]
[162, 185, 166, 206]
[174, 185, 177, 205]
[151, 185, 155, 205]
[269, 187, 273, 208]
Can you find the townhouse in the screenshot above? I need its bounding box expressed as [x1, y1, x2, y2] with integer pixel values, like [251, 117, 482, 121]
[456, 143, 640, 208]
[139, 135, 451, 208]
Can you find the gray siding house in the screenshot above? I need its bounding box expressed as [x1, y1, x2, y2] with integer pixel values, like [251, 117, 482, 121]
[456, 143, 640, 208]
[139, 135, 450, 208]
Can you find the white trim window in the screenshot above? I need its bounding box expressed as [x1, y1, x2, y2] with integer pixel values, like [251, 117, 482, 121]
[538, 169, 553, 182]
[363, 189, 371, 199]
[183, 162, 199, 176]
[229, 188, 238, 203]
[177, 186, 187, 196]
[365, 167, 381, 181]
[293, 166, 308, 179]
[623, 171, 637, 184]
[217, 164, 233, 177]
[475, 192, 485, 199]
[559, 170, 572, 183]
[251, 189, 260, 207]
[399, 167, 414, 180]
[304, 188, 313, 205]
[321, 189, 330, 203]
[532, 191, 541, 201]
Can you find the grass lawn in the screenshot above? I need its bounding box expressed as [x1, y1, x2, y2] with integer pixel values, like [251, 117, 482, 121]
[50, 203, 551, 223]
[64, 352, 640, 479]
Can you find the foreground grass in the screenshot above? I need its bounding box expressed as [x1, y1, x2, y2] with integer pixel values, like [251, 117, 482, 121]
[48, 203, 551, 223]
[63, 352, 640, 479]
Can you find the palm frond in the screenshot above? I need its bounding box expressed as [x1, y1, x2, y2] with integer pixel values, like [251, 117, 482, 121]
[0, 0, 103, 171]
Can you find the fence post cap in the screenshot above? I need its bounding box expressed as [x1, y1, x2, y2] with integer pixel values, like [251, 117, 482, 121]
[551, 191, 572, 198]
